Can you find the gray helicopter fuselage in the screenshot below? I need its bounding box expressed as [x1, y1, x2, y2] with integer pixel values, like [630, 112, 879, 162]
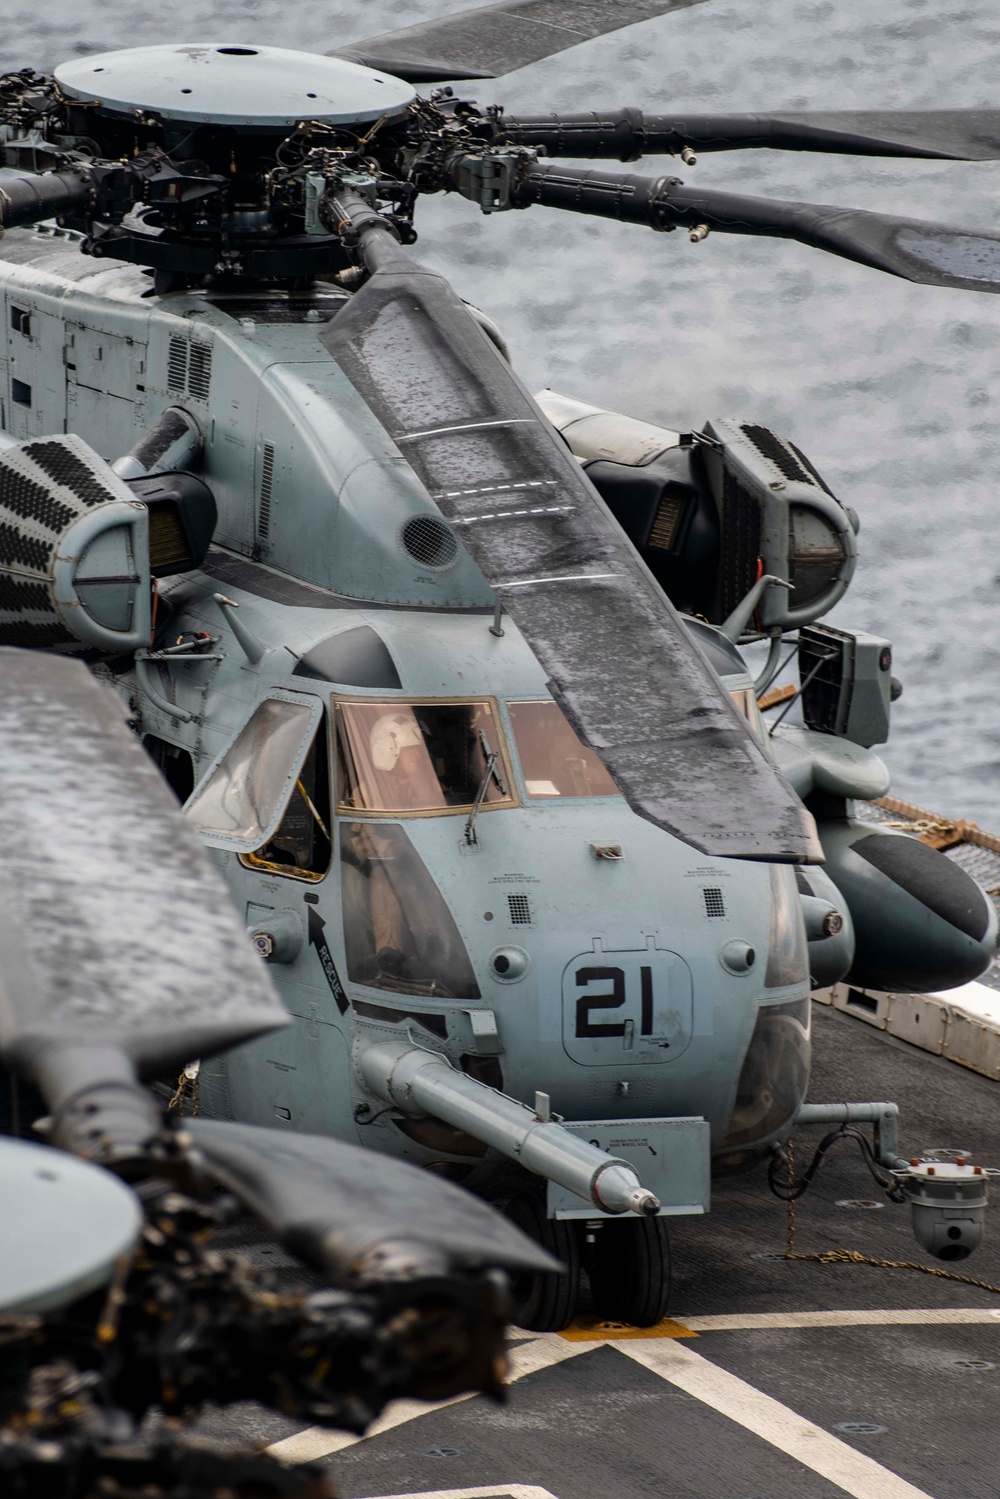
[0, 224, 810, 1206]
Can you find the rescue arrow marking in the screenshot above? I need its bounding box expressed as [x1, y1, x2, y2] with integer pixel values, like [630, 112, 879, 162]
[306, 905, 348, 1014]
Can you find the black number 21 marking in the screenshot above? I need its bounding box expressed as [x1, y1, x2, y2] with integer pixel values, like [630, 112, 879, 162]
[575, 965, 656, 1039]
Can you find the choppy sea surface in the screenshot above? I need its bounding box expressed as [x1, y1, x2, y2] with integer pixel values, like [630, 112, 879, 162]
[5, 0, 1000, 824]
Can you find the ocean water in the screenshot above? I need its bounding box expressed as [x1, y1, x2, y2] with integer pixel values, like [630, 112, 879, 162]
[4, 0, 1000, 824]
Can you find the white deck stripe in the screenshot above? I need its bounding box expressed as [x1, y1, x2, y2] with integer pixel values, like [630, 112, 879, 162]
[681, 1307, 1000, 1331]
[267, 1315, 989, 1479]
[616, 1338, 934, 1499]
[265, 1334, 588, 1465]
[359, 1487, 559, 1499]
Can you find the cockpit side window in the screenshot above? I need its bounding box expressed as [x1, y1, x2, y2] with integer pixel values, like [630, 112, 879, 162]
[242, 716, 332, 881]
[334, 698, 515, 816]
[185, 696, 318, 849]
[507, 700, 620, 798]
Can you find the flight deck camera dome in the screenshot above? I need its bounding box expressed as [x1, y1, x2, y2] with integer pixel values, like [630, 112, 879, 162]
[904, 1159, 988, 1261]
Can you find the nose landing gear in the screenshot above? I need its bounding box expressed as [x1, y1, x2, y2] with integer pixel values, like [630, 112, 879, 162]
[504, 1190, 671, 1332]
[587, 1214, 672, 1327]
[505, 1191, 581, 1331]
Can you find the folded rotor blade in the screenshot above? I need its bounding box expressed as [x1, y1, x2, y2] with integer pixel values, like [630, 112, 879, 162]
[319, 192, 820, 863]
[0, 651, 288, 1082]
[331, 0, 709, 82]
[516, 162, 1000, 293]
[189, 1118, 559, 1279]
[502, 108, 1000, 161]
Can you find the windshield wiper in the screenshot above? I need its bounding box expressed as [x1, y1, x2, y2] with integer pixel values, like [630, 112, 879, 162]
[465, 730, 506, 846]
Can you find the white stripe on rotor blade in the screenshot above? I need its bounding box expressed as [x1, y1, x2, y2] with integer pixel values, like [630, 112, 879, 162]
[396, 418, 535, 441]
[681, 1307, 1000, 1332]
[265, 1334, 588, 1465]
[615, 1338, 934, 1499]
[500, 572, 620, 587]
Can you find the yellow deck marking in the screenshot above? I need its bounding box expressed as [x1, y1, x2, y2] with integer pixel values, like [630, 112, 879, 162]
[558, 1314, 698, 1340]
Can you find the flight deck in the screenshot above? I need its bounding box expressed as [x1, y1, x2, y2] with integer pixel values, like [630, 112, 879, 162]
[201, 1002, 1000, 1499]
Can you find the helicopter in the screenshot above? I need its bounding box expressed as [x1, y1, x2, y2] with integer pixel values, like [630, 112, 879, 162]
[0, 0, 998, 1333]
[0, 645, 557, 1497]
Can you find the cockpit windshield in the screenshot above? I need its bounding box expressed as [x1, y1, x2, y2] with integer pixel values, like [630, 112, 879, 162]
[507, 700, 619, 798]
[334, 699, 515, 815]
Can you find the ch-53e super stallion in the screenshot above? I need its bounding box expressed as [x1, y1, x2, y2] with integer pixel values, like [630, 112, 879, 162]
[1, 0, 999, 1332]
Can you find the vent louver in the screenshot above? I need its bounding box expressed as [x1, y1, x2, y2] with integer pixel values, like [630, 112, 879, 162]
[166, 337, 212, 400]
[167, 337, 187, 393]
[258, 443, 275, 539]
[188, 343, 212, 400]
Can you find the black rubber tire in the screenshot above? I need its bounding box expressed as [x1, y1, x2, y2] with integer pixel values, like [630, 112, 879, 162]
[504, 1191, 581, 1332]
[588, 1216, 671, 1327]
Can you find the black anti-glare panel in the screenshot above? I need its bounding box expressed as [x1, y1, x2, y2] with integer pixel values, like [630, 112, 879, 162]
[321, 233, 820, 863]
[0, 651, 287, 1076]
[189, 1117, 558, 1277]
[292, 624, 402, 687]
[332, 0, 709, 81]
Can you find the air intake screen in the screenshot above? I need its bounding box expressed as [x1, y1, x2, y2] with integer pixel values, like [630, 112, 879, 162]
[740, 424, 813, 485]
[401, 514, 459, 568]
[719, 471, 761, 621]
[148, 503, 190, 572]
[648, 493, 684, 551]
[507, 893, 532, 925]
[703, 887, 726, 918]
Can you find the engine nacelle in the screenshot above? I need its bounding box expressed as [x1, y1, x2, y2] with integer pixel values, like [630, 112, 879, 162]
[0, 433, 151, 653]
[0, 431, 217, 655]
[536, 391, 857, 631]
[817, 819, 998, 993]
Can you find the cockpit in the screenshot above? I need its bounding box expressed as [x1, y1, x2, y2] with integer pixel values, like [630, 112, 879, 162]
[183, 689, 627, 999]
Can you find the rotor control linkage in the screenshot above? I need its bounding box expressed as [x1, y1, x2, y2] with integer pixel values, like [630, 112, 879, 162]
[359, 1039, 661, 1216]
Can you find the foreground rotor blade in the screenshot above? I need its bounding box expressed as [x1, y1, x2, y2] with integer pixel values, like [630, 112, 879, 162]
[502, 108, 1000, 161]
[331, 0, 708, 82]
[515, 162, 1000, 292]
[0, 651, 287, 1082]
[320, 192, 820, 863]
[190, 1118, 558, 1279]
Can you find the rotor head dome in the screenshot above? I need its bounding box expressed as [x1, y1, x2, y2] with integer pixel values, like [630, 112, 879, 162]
[54, 43, 415, 129]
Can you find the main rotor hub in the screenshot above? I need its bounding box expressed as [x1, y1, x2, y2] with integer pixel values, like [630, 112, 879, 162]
[54, 43, 415, 129]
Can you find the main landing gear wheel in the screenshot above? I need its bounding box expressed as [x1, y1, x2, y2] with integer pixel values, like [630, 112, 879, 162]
[588, 1215, 671, 1327]
[504, 1191, 581, 1332]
